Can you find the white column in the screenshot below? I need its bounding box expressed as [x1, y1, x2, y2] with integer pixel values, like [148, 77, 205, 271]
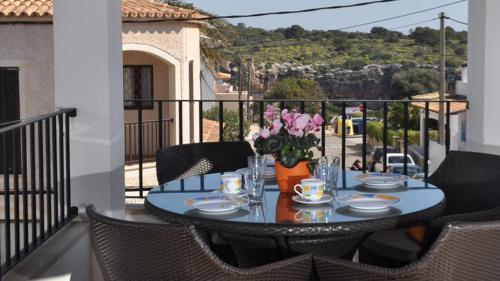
[53, 0, 125, 215]
[467, 0, 500, 154]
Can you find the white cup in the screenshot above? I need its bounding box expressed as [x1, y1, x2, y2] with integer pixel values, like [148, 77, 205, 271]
[220, 174, 242, 195]
[294, 179, 325, 201]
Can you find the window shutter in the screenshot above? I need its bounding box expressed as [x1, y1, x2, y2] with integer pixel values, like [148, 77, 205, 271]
[0, 67, 20, 124]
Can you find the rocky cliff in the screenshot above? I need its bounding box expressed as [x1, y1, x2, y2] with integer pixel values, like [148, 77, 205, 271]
[227, 63, 437, 100]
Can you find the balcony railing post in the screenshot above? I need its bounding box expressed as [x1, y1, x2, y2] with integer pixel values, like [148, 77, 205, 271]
[158, 101, 163, 149]
[137, 104, 144, 198]
[178, 101, 183, 145]
[58, 114, 65, 223]
[64, 113, 71, 219]
[362, 102, 367, 172]
[38, 120, 45, 239]
[51, 116, 58, 230]
[199, 101, 203, 143]
[22, 126, 29, 251]
[259, 101, 264, 129]
[3, 131, 11, 266]
[219, 101, 224, 142]
[321, 101, 326, 156]
[239, 101, 244, 142]
[445, 101, 451, 155]
[424, 102, 430, 182]
[342, 102, 346, 170]
[383, 102, 388, 172]
[13, 128, 20, 260]
[45, 118, 52, 235]
[29, 123, 37, 246]
[403, 102, 409, 176]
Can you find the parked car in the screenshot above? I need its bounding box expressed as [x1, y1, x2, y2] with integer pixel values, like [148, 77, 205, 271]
[386, 153, 424, 178]
[371, 146, 399, 164]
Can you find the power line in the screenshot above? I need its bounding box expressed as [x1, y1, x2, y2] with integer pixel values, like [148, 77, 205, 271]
[219, 0, 466, 49]
[446, 17, 468, 25]
[389, 18, 438, 30]
[335, 0, 466, 31]
[165, 0, 400, 21]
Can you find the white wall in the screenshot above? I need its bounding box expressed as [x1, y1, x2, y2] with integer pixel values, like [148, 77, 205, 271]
[53, 0, 125, 215]
[467, 0, 500, 154]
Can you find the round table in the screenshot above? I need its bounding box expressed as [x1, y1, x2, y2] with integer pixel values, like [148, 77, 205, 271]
[145, 171, 445, 237]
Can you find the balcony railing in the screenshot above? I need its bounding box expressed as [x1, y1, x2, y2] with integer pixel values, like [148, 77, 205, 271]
[0, 108, 77, 276]
[124, 99, 468, 199]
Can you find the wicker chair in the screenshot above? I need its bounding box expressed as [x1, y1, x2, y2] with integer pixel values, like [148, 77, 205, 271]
[86, 205, 313, 281]
[315, 220, 500, 281]
[359, 151, 500, 267]
[156, 141, 255, 185]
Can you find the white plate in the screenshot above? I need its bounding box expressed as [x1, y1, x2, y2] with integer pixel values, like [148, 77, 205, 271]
[292, 194, 334, 205]
[355, 173, 408, 188]
[184, 196, 242, 213]
[341, 194, 400, 212]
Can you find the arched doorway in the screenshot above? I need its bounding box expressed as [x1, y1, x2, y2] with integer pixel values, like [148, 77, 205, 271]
[122, 44, 181, 164]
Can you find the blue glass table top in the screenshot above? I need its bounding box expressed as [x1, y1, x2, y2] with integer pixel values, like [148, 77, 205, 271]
[146, 171, 444, 228]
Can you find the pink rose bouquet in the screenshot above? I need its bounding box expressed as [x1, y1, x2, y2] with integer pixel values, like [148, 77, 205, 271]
[253, 105, 324, 168]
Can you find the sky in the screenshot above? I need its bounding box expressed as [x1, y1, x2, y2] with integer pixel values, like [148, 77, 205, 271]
[186, 0, 468, 33]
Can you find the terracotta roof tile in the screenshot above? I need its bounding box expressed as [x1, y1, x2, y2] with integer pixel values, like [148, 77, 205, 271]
[411, 92, 468, 114]
[0, 0, 204, 20]
[202, 118, 220, 142]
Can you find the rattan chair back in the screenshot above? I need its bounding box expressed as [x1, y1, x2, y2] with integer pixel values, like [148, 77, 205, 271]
[429, 151, 500, 215]
[86, 205, 313, 281]
[156, 141, 255, 185]
[315, 220, 500, 281]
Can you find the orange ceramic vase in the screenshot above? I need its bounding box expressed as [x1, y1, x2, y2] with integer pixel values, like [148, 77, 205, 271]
[275, 160, 312, 193]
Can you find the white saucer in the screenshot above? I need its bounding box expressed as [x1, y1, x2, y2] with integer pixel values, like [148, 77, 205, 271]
[184, 195, 246, 214]
[355, 173, 408, 189]
[292, 194, 334, 205]
[340, 193, 400, 212]
[211, 190, 247, 197]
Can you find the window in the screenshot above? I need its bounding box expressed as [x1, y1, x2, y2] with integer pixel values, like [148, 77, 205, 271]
[123, 65, 153, 109]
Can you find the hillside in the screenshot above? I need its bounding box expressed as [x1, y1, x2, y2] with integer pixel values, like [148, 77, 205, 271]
[209, 24, 467, 69]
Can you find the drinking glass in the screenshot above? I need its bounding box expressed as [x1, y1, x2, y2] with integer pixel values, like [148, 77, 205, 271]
[245, 156, 267, 203]
[315, 156, 341, 195]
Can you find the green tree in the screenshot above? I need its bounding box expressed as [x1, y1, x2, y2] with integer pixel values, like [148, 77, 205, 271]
[391, 68, 440, 99]
[284, 25, 306, 39]
[266, 78, 323, 100]
[409, 27, 440, 46]
[387, 103, 421, 130]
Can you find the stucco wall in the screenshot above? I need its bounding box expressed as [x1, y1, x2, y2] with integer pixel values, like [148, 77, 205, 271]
[0, 24, 54, 118]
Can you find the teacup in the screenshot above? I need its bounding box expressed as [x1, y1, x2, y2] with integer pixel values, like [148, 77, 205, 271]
[293, 179, 325, 201]
[220, 173, 242, 195]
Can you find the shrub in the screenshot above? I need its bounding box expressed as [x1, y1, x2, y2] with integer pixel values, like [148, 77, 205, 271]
[203, 107, 250, 141]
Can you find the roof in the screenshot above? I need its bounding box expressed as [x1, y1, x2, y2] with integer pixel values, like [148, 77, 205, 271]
[202, 118, 220, 142]
[216, 72, 231, 80]
[0, 0, 204, 21]
[411, 92, 468, 114]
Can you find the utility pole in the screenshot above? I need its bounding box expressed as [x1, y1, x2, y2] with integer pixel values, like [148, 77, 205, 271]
[438, 12, 446, 144]
[247, 58, 253, 121]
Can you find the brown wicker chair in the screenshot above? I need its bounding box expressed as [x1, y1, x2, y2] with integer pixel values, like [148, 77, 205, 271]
[359, 151, 500, 267]
[315, 220, 500, 281]
[156, 141, 255, 185]
[86, 205, 313, 281]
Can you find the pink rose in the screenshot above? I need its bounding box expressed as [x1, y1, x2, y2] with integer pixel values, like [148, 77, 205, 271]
[264, 105, 275, 121]
[260, 128, 271, 139]
[270, 119, 283, 136]
[312, 114, 324, 126]
[293, 114, 310, 131]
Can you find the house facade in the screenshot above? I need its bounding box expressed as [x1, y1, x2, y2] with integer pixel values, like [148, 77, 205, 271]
[0, 0, 204, 149]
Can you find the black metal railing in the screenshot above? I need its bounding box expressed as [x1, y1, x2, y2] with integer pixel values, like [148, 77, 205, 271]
[125, 119, 173, 165]
[0, 108, 77, 275]
[124, 99, 468, 198]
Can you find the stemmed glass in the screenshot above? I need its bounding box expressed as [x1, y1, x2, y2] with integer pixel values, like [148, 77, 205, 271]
[244, 156, 267, 204]
[315, 156, 341, 196]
